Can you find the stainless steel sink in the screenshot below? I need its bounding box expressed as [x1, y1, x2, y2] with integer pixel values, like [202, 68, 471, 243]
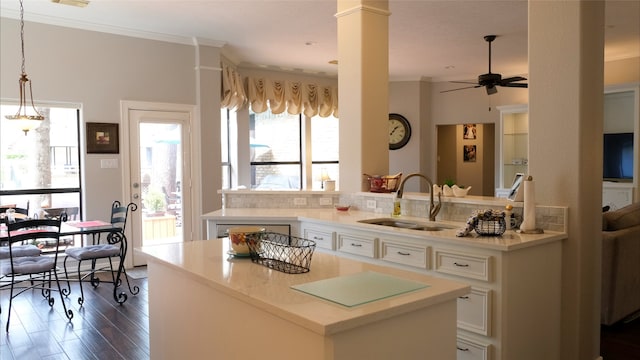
[358, 218, 456, 231]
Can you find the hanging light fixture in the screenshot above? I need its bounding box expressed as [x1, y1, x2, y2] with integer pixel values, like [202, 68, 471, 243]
[5, 0, 45, 135]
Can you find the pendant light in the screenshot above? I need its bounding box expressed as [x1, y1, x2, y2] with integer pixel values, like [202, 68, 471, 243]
[5, 0, 45, 135]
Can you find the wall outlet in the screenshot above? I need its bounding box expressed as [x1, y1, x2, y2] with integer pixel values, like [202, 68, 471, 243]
[366, 200, 377, 209]
[319, 197, 333, 206]
[293, 198, 307, 206]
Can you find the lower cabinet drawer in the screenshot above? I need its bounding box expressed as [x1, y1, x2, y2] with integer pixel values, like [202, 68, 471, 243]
[337, 232, 377, 258]
[380, 240, 429, 269]
[434, 248, 491, 281]
[456, 336, 491, 360]
[303, 227, 335, 250]
[457, 287, 492, 336]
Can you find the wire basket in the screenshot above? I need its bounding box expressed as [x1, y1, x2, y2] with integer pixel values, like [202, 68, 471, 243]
[474, 216, 507, 236]
[246, 232, 316, 274]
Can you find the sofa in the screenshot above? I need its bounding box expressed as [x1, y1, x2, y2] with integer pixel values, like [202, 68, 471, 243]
[601, 201, 640, 325]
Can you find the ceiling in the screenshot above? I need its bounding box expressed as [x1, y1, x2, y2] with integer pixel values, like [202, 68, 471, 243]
[1, 0, 638, 82]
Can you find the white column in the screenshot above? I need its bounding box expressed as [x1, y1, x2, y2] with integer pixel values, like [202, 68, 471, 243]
[336, 0, 390, 192]
[528, 1, 604, 358]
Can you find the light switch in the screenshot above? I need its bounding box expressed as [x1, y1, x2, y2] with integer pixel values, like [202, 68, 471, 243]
[100, 158, 118, 169]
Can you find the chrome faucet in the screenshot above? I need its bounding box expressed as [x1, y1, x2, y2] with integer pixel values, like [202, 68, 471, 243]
[396, 173, 442, 221]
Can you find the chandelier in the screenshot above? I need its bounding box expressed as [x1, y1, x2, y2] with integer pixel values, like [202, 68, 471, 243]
[5, 0, 45, 135]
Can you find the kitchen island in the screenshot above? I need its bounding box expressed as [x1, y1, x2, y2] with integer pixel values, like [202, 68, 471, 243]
[140, 239, 470, 360]
[202, 207, 567, 360]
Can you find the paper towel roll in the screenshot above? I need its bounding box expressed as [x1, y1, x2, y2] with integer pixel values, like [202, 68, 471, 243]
[520, 179, 536, 231]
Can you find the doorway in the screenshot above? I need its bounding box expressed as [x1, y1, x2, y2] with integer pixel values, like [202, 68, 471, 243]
[124, 106, 193, 266]
[436, 123, 495, 196]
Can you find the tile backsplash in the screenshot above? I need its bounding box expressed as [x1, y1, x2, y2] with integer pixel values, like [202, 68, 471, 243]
[220, 190, 567, 233]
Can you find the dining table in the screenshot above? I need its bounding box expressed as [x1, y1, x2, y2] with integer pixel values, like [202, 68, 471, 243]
[0, 219, 137, 304]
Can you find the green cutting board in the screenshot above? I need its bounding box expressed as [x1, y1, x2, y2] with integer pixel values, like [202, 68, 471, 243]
[291, 271, 429, 307]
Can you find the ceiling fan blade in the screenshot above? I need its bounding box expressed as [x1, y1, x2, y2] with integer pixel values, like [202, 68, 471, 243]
[449, 81, 479, 85]
[501, 83, 528, 88]
[486, 86, 498, 95]
[440, 85, 480, 93]
[500, 76, 527, 84]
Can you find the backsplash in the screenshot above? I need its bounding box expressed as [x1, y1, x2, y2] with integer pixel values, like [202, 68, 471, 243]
[220, 190, 567, 233]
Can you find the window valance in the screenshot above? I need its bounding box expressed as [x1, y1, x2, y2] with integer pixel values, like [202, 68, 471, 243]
[221, 62, 338, 118]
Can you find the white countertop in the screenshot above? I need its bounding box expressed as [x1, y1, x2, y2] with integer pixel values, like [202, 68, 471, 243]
[203, 208, 566, 251]
[139, 239, 470, 336]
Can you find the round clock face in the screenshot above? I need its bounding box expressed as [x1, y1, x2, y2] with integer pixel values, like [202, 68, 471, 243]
[388, 113, 411, 150]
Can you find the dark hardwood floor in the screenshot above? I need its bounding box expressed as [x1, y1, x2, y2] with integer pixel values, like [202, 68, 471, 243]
[601, 313, 640, 360]
[2, 271, 639, 360]
[0, 274, 149, 360]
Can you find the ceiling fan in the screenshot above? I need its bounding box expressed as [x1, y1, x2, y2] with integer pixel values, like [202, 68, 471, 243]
[442, 35, 528, 95]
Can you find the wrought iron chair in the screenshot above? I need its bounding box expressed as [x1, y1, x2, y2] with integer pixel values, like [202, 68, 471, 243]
[1, 218, 73, 331]
[63, 201, 139, 305]
[0, 200, 30, 217]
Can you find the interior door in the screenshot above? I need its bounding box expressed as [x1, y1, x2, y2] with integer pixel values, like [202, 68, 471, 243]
[128, 109, 191, 266]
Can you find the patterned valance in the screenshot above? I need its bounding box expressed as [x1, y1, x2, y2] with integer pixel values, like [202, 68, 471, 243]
[221, 62, 338, 118]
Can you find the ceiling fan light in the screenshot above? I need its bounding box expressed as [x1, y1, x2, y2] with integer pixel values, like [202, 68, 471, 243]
[486, 86, 497, 95]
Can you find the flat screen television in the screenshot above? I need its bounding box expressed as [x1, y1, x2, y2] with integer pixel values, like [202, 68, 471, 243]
[603, 132, 634, 181]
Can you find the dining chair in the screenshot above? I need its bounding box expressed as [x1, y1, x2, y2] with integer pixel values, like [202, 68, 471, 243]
[1, 218, 74, 331]
[0, 200, 30, 217]
[63, 201, 139, 305]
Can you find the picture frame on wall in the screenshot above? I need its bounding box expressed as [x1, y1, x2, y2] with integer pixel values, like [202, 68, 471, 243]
[463, 123, 477, 140]
[463, 145, 476, 162]
[86, 122, 119, 154]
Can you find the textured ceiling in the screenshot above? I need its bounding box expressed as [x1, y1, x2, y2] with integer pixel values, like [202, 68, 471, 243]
[1, 0, 638, 82]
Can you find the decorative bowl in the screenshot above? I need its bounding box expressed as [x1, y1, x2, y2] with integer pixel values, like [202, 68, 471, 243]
[227, 226, 265, 255]
[335, 204, 351, 211]
[452, 185, 472, 197]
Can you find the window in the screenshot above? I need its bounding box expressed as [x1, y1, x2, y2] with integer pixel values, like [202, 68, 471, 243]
[221, 108, 232, 189]
[1, 104, 82, 251]
[311, 114, 339, 189]
[250, 110, 302, 189]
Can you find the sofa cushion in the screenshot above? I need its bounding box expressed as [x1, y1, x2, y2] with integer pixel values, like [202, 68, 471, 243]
[603, 201, 640, 231]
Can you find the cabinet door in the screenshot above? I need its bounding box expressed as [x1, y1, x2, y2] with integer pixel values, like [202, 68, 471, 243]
[380, 238, 430, 269]
[302, 225, 335, 250]
[337, 231, 377, 258]
[458, 287, 492, 336]
[456, 336, 491, 360]
[434, 248, 492, 282]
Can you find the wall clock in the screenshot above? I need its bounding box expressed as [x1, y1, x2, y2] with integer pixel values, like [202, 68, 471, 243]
[388, 113, 411, 150]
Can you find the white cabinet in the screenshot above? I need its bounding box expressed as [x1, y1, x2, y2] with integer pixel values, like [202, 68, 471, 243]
[603, 181, 634, 210]
[434, 248, 491, 282]
[300, 223, 336, 250]
[457, 287, 492, 336]
[207, 221, 294, 239]
[336, 230, 377, 258]
[496, 105, 528, 197]
[380, 237, 430, 269]
[456, 336, 491, 360]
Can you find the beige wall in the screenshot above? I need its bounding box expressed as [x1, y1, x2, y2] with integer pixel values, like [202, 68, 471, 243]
[605, 57, 640, 85]
[389, 81, 425, 192]
[0, 18, 197, 221]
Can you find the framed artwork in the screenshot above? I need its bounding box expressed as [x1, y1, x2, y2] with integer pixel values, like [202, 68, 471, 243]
[463, 145, 476, 162]
[463, 123, 477, 139]
[86, 122, 119, 154]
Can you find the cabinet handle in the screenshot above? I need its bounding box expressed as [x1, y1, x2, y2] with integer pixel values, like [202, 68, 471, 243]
[453, 262, 469, 267]
[456, 346, 469, 352]
[397, 251, 411, 256]
[458, 296, 470, 300]
[313, 236, 323, 241]
[350, 243, 362, 247]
